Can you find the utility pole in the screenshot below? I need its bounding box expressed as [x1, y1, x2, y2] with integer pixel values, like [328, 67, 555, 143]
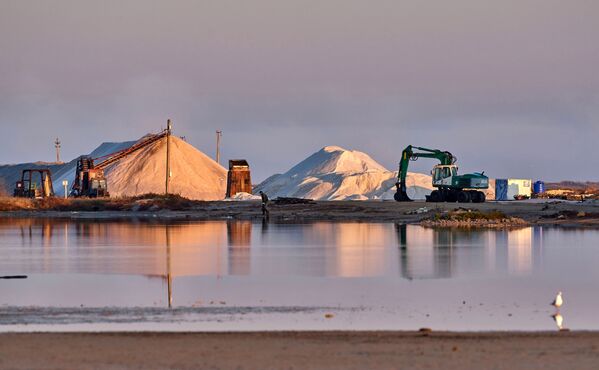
[165, 119, 172, 195]
[216, 130, 222, 165]
[54, 138, 61, 163]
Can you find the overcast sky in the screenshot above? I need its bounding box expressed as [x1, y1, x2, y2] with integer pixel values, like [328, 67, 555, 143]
[1, 0, 598, 181]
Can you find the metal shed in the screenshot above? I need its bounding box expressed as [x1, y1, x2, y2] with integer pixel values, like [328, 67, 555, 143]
[226, 159, 252, 198]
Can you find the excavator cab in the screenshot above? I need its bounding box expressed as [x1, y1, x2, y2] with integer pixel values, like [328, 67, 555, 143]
[431, 165, 458, 187]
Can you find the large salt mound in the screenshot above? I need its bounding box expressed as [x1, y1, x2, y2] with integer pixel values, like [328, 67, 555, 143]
[254, 146, 434, 200]
[105, 136, 227, 200]
[0, 136, 227, 200]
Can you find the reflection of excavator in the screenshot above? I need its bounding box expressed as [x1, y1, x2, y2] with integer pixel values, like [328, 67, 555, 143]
[394, 145, 488, 203]
[71, 127, 171, 197]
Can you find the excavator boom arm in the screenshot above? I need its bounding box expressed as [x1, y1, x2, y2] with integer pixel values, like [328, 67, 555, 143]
[395, 145, 455, 201]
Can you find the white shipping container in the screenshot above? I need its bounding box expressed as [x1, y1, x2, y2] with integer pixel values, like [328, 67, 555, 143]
[495, 179, 532, 200]
[507, 179, 532, 199]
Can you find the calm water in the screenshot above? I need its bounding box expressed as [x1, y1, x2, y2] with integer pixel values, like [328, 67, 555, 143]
[1, 218, 598, 331]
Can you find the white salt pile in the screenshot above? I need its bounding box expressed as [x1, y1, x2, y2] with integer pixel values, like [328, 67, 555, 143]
[46, 136, 226, 200]
[104, 136, 227, 200]
[228, 192, 261, 201]
[254, 146, 434, 200]
[1, 133, 226, 200]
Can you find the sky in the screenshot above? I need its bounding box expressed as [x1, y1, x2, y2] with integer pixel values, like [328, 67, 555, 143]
[0, 0, 598, 182]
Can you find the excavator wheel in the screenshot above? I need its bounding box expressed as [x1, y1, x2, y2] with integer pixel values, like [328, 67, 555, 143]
[427, 190, 442, 202]
[445, 190, 458, 203]
[457, 191, 471, 203]
[468, 191, 483, 203]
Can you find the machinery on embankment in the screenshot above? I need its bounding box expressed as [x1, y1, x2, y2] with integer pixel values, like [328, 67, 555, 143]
[394, 145, 489, 203]
[71, 126, 171, 197]
[13, 169, 55, 198]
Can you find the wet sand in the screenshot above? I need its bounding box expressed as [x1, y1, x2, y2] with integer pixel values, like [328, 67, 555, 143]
[2, 200, 599, 226]
[1, 331, 598, 370]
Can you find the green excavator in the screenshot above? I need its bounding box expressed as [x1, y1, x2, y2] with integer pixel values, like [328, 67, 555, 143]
[394, 145, 489, 203]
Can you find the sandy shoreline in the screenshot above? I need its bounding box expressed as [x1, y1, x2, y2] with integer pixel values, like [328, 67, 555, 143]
[1, 200, 599, 227]
[1, 331, 598, 369]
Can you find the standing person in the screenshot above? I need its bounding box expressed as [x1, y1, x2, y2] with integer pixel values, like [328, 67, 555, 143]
[259, 191, 270, 218]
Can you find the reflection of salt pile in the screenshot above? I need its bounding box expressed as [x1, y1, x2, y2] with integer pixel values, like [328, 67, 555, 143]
[254, 146, 433, 200]
[105, 136, 227, 200]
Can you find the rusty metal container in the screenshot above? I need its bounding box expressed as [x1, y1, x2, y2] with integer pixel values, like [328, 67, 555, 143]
[226, 159, 252, 198]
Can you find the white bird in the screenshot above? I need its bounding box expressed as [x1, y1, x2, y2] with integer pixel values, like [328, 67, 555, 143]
[552, 313, 564, 330]
[551, 291, 563, 309]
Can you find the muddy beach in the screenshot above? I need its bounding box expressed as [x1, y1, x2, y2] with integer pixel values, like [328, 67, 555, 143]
[2, 331, 599, 370]
[2, 199, 599, 227]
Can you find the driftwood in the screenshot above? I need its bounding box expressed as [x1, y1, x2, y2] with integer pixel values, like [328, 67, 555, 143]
[273, 197, 316, 205]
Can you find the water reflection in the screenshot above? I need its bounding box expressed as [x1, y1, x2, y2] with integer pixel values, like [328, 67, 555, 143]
[165, 225, 172, 308]
[396, 224, 540, 279]
[302, 223, 394, 277]
[552, 313, 564, 330]
[228, 221, 252, 276]
[397, 224, 454, 279]
[0, 219, 545, 281]
[506, 228, 533, 275]
[4, 218, 599, 331]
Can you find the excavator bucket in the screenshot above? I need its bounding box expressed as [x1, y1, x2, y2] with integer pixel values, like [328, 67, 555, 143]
[394, 190, 411, 202]
[394, 183, 412, 202]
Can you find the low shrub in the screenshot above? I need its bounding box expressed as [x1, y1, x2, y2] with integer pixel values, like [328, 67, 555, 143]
[434, 209, 508, 221]
[0, 193, 198, 212]
[0, 197, 35, 211]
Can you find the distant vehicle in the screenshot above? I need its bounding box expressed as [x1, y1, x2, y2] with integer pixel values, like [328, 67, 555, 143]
[394, 145, 489, 203]
[14, 169, 55, 198]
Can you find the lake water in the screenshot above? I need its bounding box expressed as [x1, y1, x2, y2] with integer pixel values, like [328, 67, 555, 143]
[1, 218, 598, 332]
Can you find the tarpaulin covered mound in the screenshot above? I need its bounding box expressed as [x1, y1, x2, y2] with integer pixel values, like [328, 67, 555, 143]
[0, 142, 137, 196]
[105, 136, 227, 200]
[0, 162, 63, 196]
[254, 146, 434, 200]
